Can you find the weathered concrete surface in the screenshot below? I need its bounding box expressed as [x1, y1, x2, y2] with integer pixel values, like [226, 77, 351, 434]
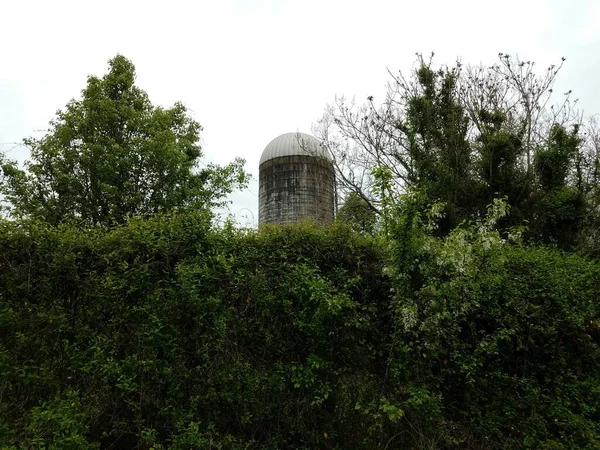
[259, 155, 335, 225]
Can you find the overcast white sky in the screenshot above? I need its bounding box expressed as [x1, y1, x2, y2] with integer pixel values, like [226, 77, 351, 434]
[1, 0, 599, 226]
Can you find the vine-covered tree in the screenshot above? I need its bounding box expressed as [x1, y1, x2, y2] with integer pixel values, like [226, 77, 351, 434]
[0, 55, 247, 226]
[336, 191, 378, 234]
[316, 53, 599, 249]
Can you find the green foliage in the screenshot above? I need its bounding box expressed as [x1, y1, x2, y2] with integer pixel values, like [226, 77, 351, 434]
[536, 125, 581, 192]
[0, 216, 392, 448]
[1, 209, 599, 448]
[535, 186, 585, 248]
[476, 119, 526, 213]
[530, 124, 585, 250]
[382, 196, 600, 449]
[1, 52, 599, 450]
[0, 55, 248, 225]
[336, 192, 378, 234]
[22, 390, 98, 450]
[320, 54, 600, 251]
[401, 63, 474, 232]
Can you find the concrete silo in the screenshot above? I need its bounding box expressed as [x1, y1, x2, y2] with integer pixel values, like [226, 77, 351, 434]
[258, 132, 335, 225]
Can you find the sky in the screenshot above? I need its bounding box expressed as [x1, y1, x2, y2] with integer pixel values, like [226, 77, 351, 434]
[1, 0, 599, 226]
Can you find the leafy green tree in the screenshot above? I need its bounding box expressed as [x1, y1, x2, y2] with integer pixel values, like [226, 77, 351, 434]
[317, 53, 600, 248]
[533, 124, 585, 249]
[473, 110, 529, 228]
[0, 55, 247, 226]
[576, 117, 600, 256]
[336, 192, 377, 234]
[401, 62, 474, 232]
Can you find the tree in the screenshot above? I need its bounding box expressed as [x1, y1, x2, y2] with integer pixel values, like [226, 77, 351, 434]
[0, 55, 248, 226]
[314, 55, 481, 232]
[577, 116, 600, 256]
[336, 192, 377, 234]
[315, 53, 598, 247]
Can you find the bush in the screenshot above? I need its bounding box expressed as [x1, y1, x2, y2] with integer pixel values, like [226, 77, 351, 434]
[0, 217, 391, 448]
[0, 209, 598, 448]
[383, 199, 600, 449]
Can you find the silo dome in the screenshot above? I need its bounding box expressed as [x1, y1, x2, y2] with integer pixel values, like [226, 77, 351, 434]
[259, 132, 331, 165]
[259, 132, 335, 225]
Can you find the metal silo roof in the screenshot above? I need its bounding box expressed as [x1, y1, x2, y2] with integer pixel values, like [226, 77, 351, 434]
[259, 132, 331, 165]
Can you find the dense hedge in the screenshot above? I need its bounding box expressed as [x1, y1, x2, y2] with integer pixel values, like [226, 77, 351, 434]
[0, 215, 392, 449]
[0, 213, 599, 449]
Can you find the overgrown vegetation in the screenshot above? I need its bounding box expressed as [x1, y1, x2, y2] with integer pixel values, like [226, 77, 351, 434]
[0, 217, 392, 448]
[1, 212, 598, 449]
[316, 53, 600, 253]
[0, 54, 599, 449]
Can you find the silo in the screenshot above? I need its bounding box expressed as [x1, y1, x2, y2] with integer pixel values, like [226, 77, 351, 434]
[259, 132, 335, 225]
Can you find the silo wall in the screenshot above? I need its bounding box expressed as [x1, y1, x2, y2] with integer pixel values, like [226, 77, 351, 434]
[259, 155, 335, 225]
